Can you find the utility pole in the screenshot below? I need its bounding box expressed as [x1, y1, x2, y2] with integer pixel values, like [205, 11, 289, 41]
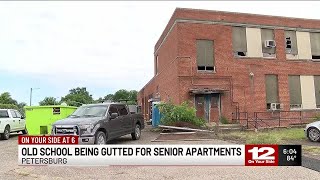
[29, 88, 40, 106]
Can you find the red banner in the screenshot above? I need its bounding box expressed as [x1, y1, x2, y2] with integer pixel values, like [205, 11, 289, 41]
[18, 136, 78, 145]
[245, 145, 279, 166]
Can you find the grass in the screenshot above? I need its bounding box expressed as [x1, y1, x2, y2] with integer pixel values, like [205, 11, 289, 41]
[219, 128, 305, 144]
[303, 146, 320, 155]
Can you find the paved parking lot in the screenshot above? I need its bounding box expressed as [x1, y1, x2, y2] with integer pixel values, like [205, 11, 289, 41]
[1, 128, 320, 180]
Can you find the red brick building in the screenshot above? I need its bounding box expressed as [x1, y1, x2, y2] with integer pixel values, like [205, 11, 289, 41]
[138, 8, 320, 127]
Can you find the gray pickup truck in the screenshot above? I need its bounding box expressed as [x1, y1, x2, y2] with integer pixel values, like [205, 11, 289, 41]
[51, 103, 144, 144]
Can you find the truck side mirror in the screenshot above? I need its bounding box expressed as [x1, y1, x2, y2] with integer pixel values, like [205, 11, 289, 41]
[110, 113, 118, 119]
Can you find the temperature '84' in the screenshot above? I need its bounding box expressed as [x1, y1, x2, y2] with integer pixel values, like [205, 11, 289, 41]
[287, 155, 297, 161]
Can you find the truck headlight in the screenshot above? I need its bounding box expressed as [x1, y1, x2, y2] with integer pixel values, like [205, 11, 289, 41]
[79, 124, 94, 134]
[51, 126, 56, 135]
[79, 124, 94, 130]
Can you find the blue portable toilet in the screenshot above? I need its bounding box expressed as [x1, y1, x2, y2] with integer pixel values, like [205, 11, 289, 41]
[152, 102, 161, 127]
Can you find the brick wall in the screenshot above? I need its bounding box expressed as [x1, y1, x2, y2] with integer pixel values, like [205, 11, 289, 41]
[139, 8, 320, 126]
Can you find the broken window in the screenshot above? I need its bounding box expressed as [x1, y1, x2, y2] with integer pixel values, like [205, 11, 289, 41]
[232, 26, 247, 57]
[261, 29, 276, 57]
[288, 75, 302, 109]
[285, 30, 298, 55]
[310, 32, 320, 59]
[196, 40, 215, 71]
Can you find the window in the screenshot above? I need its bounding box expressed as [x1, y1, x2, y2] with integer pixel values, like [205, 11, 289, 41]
[285, 31, 298, 55]
[195, 96, 204, 107]
[288, 75, 302, 109]
[155, 55, 159, 75]
[15, 110, 22, 118]
[117, 105, 128, 116]
[10, 110, 17, 118]
[108, 105, 119, 116]
[0, 110, 9, 118]
[265, 75, 279, 109]
[310, 32, 320, 59]
[232, 26, 247, 57]
[211, 95, 219, 108]
[314, 76, 320, 108]
[196, 40, 214, 71]
[261, 29, 276, 57]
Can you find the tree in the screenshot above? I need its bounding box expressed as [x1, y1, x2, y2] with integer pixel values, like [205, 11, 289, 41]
[60, 87, 94, 107]
[17, 102, 27, 115]
[104, 94, 114, 101]
[112, 89, 137, 104]
[39, 97, 58, 106]
[0, 92, 18, 105]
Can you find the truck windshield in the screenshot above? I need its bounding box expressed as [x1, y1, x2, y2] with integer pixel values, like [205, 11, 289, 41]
[70, 105, 108, 118]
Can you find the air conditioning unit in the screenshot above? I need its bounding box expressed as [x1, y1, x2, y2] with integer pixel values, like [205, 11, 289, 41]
[270, 103, 282, 110]
[265, 40, 276, 48]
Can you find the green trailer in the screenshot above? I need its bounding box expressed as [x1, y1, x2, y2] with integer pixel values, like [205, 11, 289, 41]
[24, 105, 77, 135]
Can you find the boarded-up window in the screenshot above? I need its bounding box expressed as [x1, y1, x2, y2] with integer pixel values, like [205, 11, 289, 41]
[314, 76, 320, 107]
[288, 75, 302, 105]
[261, 29, 275, 54]
[285, 30, 298, 55]
[232, 27, 247, 56]
[196, 40, 214, 71]
[310, 32, 320, 57]
[155, 55, 158, 75]
[265, 75, 279, 104]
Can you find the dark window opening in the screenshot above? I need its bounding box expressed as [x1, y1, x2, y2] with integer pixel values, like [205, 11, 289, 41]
[197, 66, 205, 70]
[237, 51, 246, 56]
[286, 37, 292, 49]
[197, 66, 214, 71]
[206, 66, 214, 71]
[266, 103, 271, 110]
[312, 55, 320, 59]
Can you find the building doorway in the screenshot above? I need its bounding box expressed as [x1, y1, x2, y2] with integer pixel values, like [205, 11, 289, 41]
[195, 94, 221, 122]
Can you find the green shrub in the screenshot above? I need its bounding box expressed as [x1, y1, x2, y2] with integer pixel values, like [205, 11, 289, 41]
[220, 116, 229, 124]
[157, 101, 206, 127]
[313, 113, 320, 121]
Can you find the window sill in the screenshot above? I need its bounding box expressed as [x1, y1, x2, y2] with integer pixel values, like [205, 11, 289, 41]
[286, 59, 320, 62]
[197, 70, 216, 74]
[234, 56, 277, 60]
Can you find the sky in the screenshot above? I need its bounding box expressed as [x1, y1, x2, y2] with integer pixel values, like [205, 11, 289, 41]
[1, 1, 320, 105]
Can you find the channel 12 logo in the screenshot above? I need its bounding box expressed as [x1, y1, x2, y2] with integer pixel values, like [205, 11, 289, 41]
[245, 145, 279, 166]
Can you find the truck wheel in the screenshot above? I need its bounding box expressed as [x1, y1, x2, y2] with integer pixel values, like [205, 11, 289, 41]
[94, 131, 106, 145]
[1, 125, 10, 140]
[131, 124, 141, 140]
[22, 126, 28, 135]
[307, 127, 320, 142]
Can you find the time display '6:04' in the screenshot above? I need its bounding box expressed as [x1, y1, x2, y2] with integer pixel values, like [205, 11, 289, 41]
[283, 149, 297, 155]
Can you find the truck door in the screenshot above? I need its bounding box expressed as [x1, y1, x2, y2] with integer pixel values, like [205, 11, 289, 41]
[116, 105, 132, 134]
[14, 110, 25, 130]
[107, 105, 123, 138]
[9, 110, 19, 131]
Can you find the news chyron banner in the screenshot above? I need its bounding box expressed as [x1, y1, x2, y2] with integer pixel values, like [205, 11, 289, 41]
[18, 136, 302, 166]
